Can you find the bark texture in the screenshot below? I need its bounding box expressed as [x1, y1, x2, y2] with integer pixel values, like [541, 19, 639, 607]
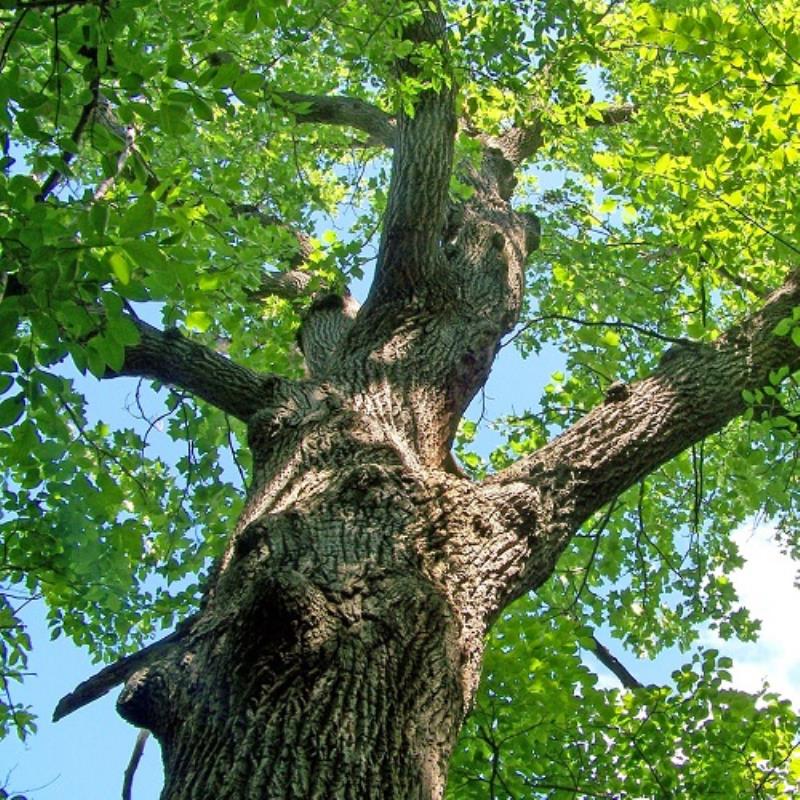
[54, 8, 800, 798]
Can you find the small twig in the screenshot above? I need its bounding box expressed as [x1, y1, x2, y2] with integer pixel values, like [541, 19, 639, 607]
[36, 72, 101, 201]
[52, 7, 62, 126]
[657, 173, 800, 257]
[691, 441, 704, 536]
[587, 634, 643, 690]
[0, 8, 29, 73]
[635, 481, 650, 597]
[564, 499, 618, 614]
[503, 313, 692, 348]
[16, 0, 90, 7]
[57, 393, 150, 500]
[224, 414, 248, 490]
[744, 0, 800, 70]
[121, 729, 149, 800]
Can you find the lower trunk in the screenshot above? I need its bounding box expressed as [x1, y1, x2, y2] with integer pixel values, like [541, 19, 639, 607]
[142, 583, 469, 799]
[117, 400, 500, 799]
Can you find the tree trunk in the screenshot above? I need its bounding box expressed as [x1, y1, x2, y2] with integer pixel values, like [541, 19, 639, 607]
[116, 379, 513, 800]
[49, 8, 800, 790]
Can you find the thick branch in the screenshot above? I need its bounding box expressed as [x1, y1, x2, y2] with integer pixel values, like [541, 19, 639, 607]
[227, 206, 317, 300]
[229, 205, 314, 271]
[53, 626, 186, 721]
[249, 269, 314, 301]
[366, 4, 457, 305]
[298, 291, 361, 377]
[486, 103, 637, 167]
[278, 91, 396, 148]
[588, 635, 643, 690]
[490, 270, 800, 583]
[93, 122, 137, 202]
[113, 318, 277, 422]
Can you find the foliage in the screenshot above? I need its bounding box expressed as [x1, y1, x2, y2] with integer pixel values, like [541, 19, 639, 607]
[449, 596, 799, 798]
[0, 0, 798, 795]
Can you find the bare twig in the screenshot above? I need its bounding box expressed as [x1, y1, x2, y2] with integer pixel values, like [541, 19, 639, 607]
[121, 729, 150, 800]
[504, 313, 692, 348]
[588, 635, 643, 690]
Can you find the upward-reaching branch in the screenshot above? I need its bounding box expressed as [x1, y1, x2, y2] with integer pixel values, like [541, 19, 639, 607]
[484, 103, 637, 167]
[366, 4, 457, 306]
[487, 270, 800, 594]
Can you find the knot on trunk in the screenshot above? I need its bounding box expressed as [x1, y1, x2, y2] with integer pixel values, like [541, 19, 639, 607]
[246, 381, 346, 459]
[483, 147, 518, 200]
[235, 566, 341, 667]
[117, 665, 173, 735]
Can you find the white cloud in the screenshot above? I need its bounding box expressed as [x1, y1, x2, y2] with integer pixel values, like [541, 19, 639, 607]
[715, 523, 800, 705]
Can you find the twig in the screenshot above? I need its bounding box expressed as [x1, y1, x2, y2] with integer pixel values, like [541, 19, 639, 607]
[0, 8, 29, 73]
[563, 499, 618, 614]
[225, 414, 248, 490]
[503, 313, 692, 348]
[121, 729, 149, 800]
[36, 72, 101, 201]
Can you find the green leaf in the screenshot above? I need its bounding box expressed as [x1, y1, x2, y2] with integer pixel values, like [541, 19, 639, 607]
[119, 194, 156, 237]
[90, 202, 110, 236]
[122, 238, 167, 271]
[0, 393, 25, 426]
[108, 251, 133, 285]
[106, 315, 141, 347]
[185, 310, 212, 332]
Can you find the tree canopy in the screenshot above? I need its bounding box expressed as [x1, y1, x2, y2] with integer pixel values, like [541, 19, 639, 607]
[1, 0, 799, 796]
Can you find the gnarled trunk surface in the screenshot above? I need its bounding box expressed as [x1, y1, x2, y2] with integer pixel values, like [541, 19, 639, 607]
[111, 264, 800, 798]
[117, 388, 522, 800]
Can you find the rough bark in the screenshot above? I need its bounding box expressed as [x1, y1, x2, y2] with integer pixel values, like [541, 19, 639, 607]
[93, 266, 800, 800]
[112, 318, 280, 423]
[86, 10, 508, 798]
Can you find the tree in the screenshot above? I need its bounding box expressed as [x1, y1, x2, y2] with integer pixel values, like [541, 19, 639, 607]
[1, 0, 799, 797]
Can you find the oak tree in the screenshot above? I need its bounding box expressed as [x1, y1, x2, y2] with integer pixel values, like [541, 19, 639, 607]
[1, 0, 799, 797]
